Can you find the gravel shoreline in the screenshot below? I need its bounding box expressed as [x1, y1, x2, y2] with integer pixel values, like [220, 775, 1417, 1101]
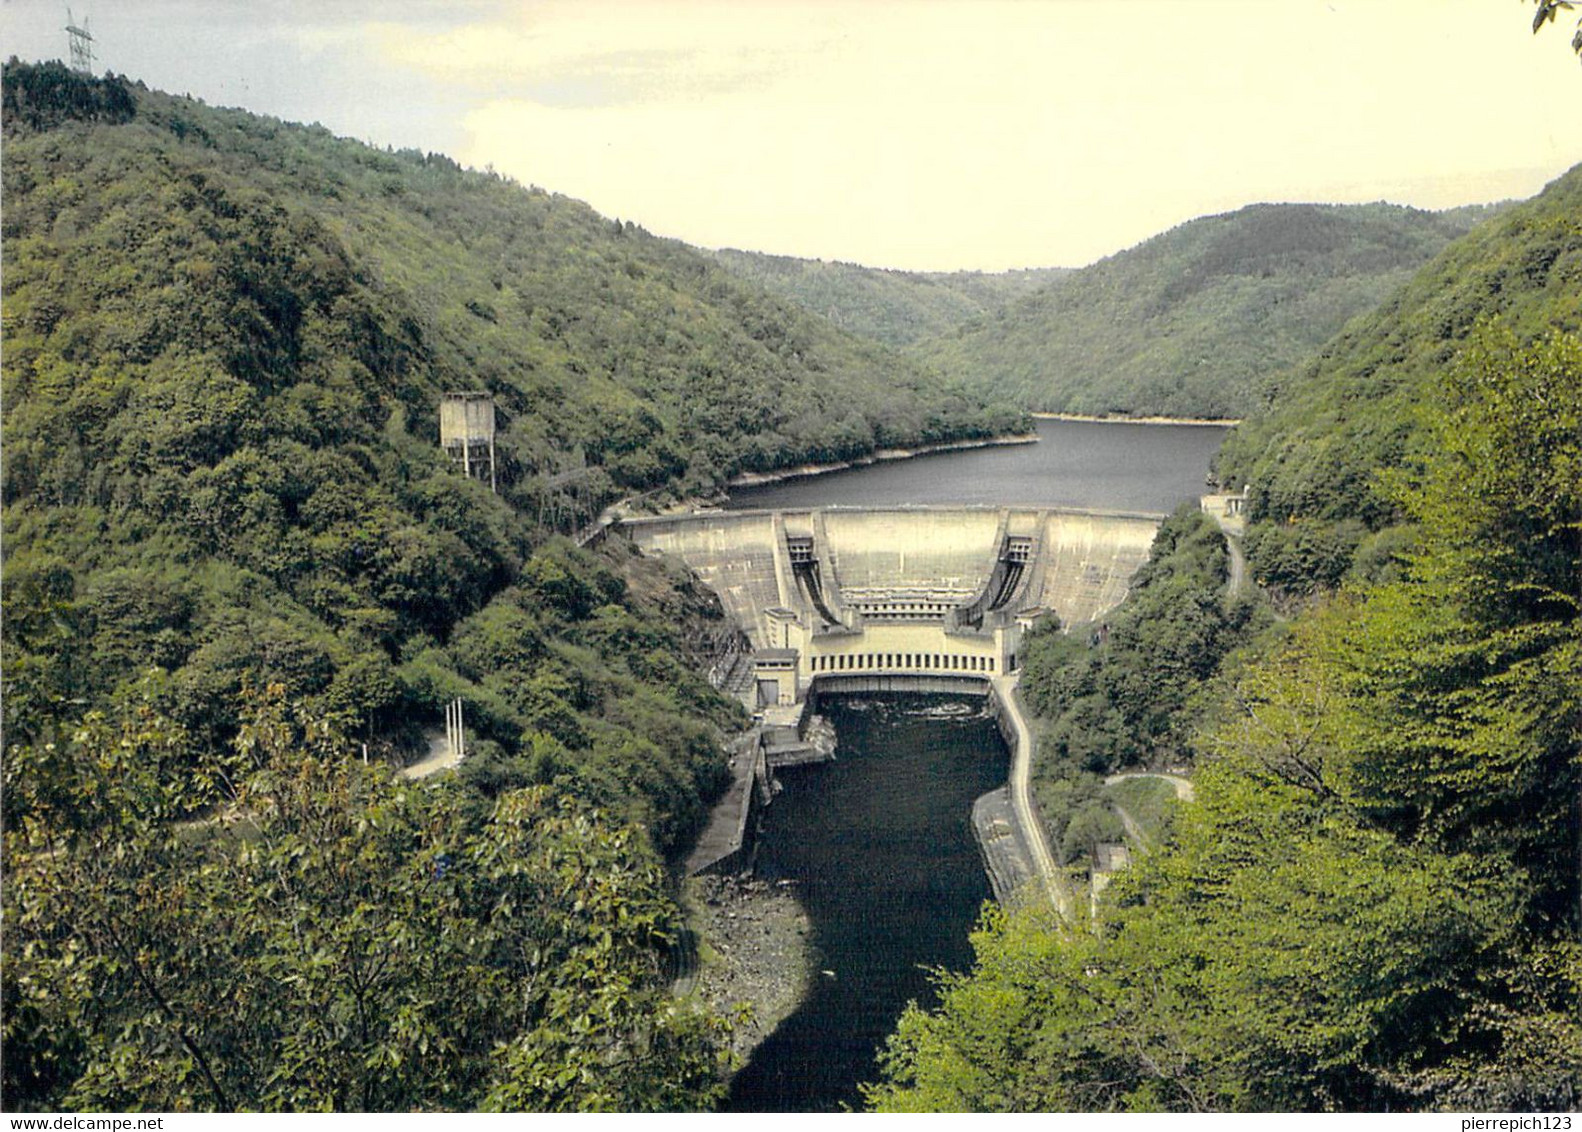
[680, 874, 816, 1066]
[1029, 411, 1240, 426]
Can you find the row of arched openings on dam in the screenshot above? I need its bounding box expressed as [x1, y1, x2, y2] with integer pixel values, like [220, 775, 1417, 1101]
[809, 652, 997, 674]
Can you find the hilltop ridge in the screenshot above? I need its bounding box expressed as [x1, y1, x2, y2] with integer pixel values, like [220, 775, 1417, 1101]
[704, 247, 1069, 348]
[911, 199, 1502, 418]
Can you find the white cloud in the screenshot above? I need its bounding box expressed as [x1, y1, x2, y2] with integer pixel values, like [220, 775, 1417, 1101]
[372, 1, 1578, 269]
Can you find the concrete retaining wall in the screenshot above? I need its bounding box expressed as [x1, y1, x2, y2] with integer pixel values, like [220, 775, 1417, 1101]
[1024, 511, 1159, 628]
[971, 787, 1036, 903]
[686, 734, 770, 877]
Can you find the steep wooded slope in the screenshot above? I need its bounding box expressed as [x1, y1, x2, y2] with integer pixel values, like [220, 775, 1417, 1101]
[2, 66, 1023, 519]
[1215, 162, 1582, 593]
[705, 247, 1068, 347]
[915, 201, 1497, 418]
[0, 61, 1025, 784]
[4, 62, 852, 1112]
[3, 64, 784, 808]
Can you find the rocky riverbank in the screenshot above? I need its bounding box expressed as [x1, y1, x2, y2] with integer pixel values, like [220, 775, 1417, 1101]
[681, 874, 815, 1065]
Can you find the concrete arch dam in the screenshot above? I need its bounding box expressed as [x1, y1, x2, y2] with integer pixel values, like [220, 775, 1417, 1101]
[621, 506, 1162, 705]
[627, 505, 1161, 909]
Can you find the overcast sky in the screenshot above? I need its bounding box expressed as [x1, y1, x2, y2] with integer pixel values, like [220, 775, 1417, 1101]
[4, 0, 1581, 271]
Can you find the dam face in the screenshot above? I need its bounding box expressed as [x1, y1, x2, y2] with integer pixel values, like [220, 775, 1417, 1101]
[622, 506, 1161, 705]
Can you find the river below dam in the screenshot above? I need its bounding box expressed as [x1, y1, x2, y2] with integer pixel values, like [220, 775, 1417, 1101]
[718, 418, 1228, 1112]
[724, 694, 1009, 1112]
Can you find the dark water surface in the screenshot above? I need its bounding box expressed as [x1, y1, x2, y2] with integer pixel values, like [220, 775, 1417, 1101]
[726, 417, 1229, 513]
[725, 695, 1009, 1112]
[719, 422, 1228, 1111]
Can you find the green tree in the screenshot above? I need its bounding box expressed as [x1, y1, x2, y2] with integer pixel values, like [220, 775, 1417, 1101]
[2, 689, 732, 1111]
[1531, 0, 1582, 60]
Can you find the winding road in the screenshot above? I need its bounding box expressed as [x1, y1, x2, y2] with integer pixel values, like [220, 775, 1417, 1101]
[992, 674, 1073, 918]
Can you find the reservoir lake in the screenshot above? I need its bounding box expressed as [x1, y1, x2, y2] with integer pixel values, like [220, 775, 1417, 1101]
[726, 417, 1230, 513]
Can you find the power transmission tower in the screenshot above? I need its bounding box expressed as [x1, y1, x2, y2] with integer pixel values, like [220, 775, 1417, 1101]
[65, 8, 95, 75]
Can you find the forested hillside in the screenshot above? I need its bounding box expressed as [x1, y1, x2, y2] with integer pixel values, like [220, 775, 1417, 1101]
[1216, 162, 1582, 595]
[705, 248, 1067, 348]
[914, 201, 1498, 419]
[5, 56, 1577, 1115]
[0, 61, 1018, 1111]
[865, 164, 1582, 1112]
[0, 57, 1028, 774]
